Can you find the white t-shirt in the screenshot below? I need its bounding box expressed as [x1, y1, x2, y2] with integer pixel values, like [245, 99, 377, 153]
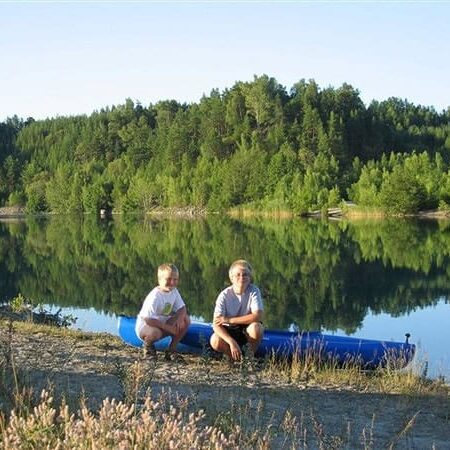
[213, 284, 263, 319]
[135, 287, 186, 337]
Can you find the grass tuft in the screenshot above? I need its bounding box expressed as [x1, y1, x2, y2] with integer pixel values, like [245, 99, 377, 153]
[1, 389, 275, 449]
[261, 349, 448, 396]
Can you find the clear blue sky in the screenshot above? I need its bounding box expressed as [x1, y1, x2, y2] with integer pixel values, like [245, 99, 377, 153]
[1, 1, 449, 122]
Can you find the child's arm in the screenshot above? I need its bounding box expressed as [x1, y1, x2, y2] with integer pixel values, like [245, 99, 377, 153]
[144, 317, 178, 335]
[174, 305, 187, 318]
[219, 310, 263, 326]
[172, 306, 188, 329]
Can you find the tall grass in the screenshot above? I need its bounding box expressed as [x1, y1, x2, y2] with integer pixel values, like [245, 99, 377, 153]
[0, 321, 36, 420]
[0, 389, 273, 449]
[0, 388, 424, 450]
[261, 348, 448, 396]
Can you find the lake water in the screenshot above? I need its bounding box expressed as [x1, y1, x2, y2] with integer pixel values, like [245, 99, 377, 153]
[1, 215, 449, 379]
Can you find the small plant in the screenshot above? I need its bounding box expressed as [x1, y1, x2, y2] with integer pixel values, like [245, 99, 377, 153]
[102, 358, 153, 406]
[311, 412, 347, 450]
[280, 409, 301, 447]
[214, 409, 236, 434]
[438, 199, 450, 213]
[386, 411, 420, 449]
[0, 320, 36, 419]
[4, 294, 77, 328]
[9, 294, 28, 314]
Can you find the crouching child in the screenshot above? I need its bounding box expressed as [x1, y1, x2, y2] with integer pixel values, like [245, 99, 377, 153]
[135, 263, 190, 362]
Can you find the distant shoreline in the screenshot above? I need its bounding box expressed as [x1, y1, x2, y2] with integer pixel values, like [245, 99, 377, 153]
[1, 205, 450, 220]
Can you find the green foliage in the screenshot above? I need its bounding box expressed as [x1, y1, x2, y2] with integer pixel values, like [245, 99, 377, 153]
[350, 151, 448, 213]
[46, 165, 78, 212]
[122, 172, 156, 212]
[289, 151, 341, 213]
[380, 168, 427, 214]
[190, 157, 215, 206]
[7, 190, 25, 206]
[10, 293, 27, 312]
[24, 173, 48, 213]
[348, 161, 383, 207]
[82, 180, 110, 213]
[220, 141, 268, 206]
[1, 77, 449, 214]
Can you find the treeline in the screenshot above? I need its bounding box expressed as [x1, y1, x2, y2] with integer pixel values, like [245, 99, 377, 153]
[1, 76, 449, 214]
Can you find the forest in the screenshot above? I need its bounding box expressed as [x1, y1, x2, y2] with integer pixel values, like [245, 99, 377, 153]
[1, 75, 450, 215]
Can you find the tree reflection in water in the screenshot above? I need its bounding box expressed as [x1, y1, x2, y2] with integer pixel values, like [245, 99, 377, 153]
[1, 215, 449, 333]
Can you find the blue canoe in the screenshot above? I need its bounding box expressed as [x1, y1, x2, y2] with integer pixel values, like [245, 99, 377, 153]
[118, 315, 416, 369]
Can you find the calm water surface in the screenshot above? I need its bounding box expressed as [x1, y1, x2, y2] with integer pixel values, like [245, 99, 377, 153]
[1, 215, 449, 379]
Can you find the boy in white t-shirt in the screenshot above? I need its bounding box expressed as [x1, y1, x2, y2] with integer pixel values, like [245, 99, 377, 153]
[136, 263, 190, 361]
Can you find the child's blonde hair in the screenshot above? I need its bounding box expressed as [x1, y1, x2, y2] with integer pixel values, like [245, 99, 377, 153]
[158, 263, 179, 278]
[228, 259, 253, 280]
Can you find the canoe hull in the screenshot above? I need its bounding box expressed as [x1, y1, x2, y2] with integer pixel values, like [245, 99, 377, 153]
[118, 316, 415, 369]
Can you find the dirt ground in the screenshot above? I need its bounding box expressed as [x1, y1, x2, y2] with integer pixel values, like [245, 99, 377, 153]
[2, 325, 450, 449]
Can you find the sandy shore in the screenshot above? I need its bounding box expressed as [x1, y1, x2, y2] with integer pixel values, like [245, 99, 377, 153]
[0, 206, 26, 217]
[2, 205, 450, 220]
[1, 323, 449, 449]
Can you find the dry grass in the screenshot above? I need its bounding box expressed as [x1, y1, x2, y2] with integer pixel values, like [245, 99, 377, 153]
[1, 318, 449, 449]
[261, 349, 449, 396]
[227, 207, 295, 219]
[343, 206, 387, 219]
[0, 385, 426, 450]
[0, 389, 274, 449]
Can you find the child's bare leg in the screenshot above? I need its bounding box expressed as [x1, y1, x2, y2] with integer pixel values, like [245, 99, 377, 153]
[211, 334, 232, 358]
[139, 325, 163, 347]
[167, 315, 190, 352]
[139, 325, 163, 358]
[245, 322, 264, 354]
[210, 333, 233, 359]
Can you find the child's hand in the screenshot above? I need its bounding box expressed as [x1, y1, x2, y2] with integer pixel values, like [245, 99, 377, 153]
[229, 341, 242, 361]
[213, 316, 228, 326]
